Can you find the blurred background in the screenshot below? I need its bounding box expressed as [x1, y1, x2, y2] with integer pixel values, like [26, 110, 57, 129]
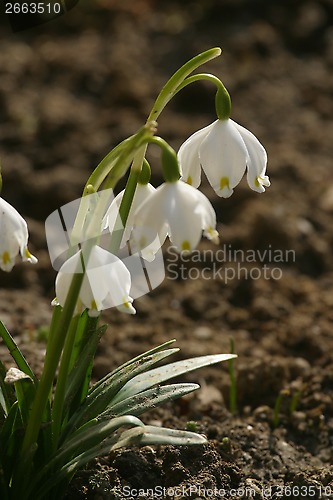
[1, 2, 333, 491]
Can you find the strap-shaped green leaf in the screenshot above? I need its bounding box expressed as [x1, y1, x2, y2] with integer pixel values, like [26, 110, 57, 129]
[111, 424, 207, 450]
[33, 420, 206, 499]
[0, 401, 20, 484]
[0, 321, 36, 383]
[111, 353, 237, 404]
[12, 377, 35, 427]
[64, 323, 106, 415]
[90, 339, 177, 394]
[29, 415, 144, 499]
[101, 383, 199, 419]
[64, 347, 179, 435]
[0, 359, 15, 417]
[52, 415, 143, 472]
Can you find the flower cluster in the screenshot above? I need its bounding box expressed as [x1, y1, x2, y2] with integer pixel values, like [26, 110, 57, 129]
[1, 52, 269, 319]
[1, 121, 269, 318]
[105, 179, 219, 261]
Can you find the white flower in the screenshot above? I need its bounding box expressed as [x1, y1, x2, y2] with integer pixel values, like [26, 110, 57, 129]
[131, 181, 219, 256]
[0, 197, 37, 272]
[53, 245, 135, 316]
[103, 183, 156, 246]
[178, 118, 270, 198]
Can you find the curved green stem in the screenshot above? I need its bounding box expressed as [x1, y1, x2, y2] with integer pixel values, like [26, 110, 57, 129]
[148, 136, 180, 182]
[79, 49, 223, 255]
[148, 47, 222, 121]
[75, 50, 223, 257]
[174, 73, 231, 119]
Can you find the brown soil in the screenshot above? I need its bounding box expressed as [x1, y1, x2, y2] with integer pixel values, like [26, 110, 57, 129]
[1, 1, 333, 499]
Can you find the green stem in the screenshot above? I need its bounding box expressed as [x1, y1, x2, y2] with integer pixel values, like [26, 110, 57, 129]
[77, 49, 222, 256]
[85, 138, 132, 192]
[174, 73, 231, 119]
[51, 314, 80, 450]
[21, 272, 85, 456]
[71, 124, 156, 248]
[148, 136, 180, 182]
[108, 168, 140, 255]
[90, 124, 155, 193]
[107, 142, 150, 256]
[148, 47, 222, 121]
[108, 135, 179, 254]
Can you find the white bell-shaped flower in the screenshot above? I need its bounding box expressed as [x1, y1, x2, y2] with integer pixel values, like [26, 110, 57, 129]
[0, 197, 37, 272]
[131, 180, 219, 256]
[178, 118, 270, 198]
[53, 245, 135, 316]
[103, 183, 156, 246]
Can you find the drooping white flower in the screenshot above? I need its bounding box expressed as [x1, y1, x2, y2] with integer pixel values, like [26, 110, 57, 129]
[178, 119, 270, 198]
[0, 197, 37, 272]
[103, 183, 156, 246]
[53, 245, 135, 316]
[131, 180, 219, 257]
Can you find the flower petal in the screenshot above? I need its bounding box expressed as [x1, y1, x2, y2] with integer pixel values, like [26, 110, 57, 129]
[0, 197, 37, 271]
[178, 122, 214, 187]
[104, 183, 157, 247]
[165, 184, 202, 252]
[85, 246, 134, 313]
[54, 246, 135, 315]
[162, 182, 218, 252]
[131, 185, 168, 259]
[233, 121, 270, 193]
[199, 120, 248, 198]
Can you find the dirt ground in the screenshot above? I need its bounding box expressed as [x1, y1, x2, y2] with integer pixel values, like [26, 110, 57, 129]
[1, 0, 333, 498]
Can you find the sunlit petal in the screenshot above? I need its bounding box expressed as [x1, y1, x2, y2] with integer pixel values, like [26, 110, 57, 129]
[178, 122, 214, 187]
[233, 121, 270, 193]
[104, 183, 156, 246]
[54, 245, 135, 316]
[199, 120, 248, 197]
[0, 197, 37, 272]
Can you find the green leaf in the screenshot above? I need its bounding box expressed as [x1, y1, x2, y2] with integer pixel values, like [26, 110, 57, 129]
[0, 321, 36, 383]
[111, 424, 207, 450]
[34, 420, 206, 499]
[9, 442, 38, 500]
[63, 347, 179, 435]
[0, 402, 21, 484]
[111, 353, 237, 404]
[0, 359, 15, 418]
[102, 383, 199, 418]
[67, 311, 89, 373]
[55, 415, 143, 468]
[64, 323, 106, 416]
[90, 339, 177, 394]
[30, 415, 144, 498]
